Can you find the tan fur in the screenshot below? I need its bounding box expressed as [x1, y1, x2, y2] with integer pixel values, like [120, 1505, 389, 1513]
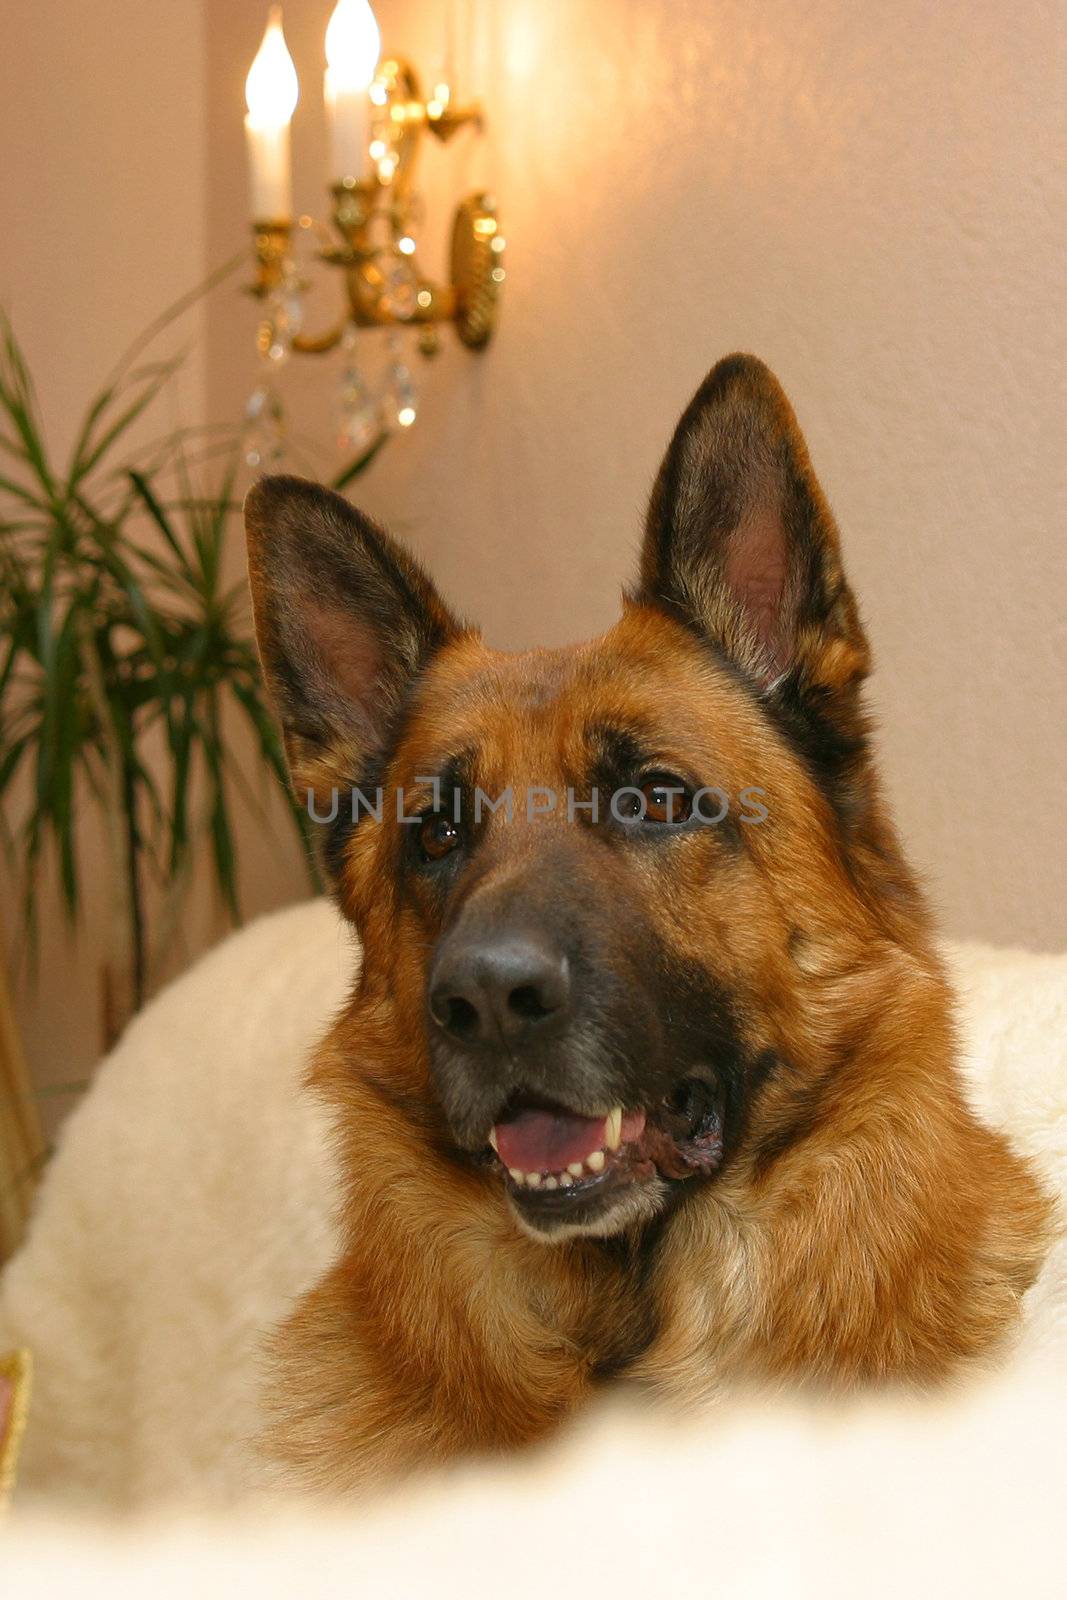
[247, 359, 1051, 1496]
[260, 610, 1049, 1493]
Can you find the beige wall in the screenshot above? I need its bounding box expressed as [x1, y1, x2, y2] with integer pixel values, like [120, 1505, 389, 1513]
[4, 0, 1066, 1116]
[0, 0, 209, 457]
[0, 0, 211, 1126]
[205, 0, 1067, 952]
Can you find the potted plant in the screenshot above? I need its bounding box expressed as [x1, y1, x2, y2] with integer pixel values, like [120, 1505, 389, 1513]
[0, 299, 383, 1059]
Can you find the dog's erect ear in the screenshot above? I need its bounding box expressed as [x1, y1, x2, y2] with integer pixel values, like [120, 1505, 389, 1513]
[638, 353, 869, 696]
[244, 475, 461, 796]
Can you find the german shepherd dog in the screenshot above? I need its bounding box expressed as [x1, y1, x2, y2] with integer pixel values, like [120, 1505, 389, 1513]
[245, 355, 1049, 1493]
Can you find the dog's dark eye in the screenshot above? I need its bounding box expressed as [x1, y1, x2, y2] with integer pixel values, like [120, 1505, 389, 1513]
[639, 773, 693, 824]
[419, 812, 461, 862]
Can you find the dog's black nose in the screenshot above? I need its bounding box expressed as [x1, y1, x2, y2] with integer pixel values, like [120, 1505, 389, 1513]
[429, 935, 571, 1047]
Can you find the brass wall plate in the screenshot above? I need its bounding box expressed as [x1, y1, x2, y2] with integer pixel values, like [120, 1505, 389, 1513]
[247, 57, 502, 352]
[452, 193, 504, 350]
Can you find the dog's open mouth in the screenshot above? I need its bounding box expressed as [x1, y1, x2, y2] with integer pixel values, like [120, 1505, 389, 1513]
[487, 1072, 725, 1223]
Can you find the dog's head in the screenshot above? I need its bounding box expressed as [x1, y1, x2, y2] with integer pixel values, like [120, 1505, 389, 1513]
[246, 355, 918, 1243]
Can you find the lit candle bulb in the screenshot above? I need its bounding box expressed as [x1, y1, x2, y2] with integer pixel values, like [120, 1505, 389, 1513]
[324, 0, 381, 183]
[245, 8, 299, 221]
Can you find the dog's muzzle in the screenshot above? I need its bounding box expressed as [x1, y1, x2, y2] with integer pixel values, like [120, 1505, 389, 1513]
[426, 896, 727, 1241]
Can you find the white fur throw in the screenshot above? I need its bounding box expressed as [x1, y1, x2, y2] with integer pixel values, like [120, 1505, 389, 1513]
[1, 901, 1065, 1595]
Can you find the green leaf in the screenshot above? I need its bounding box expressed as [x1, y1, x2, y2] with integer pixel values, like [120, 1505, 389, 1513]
[32, 595, 84, 915]
[64, 378, 122, 492]
[230, 675, 320, 892]
[67, 356, 184, 493]
[331, 430, 388, 490]
[0, 730, 33, 797]
[201, 708, 240, 922]
[167, 696, 195, 876]
[0, 471, 46, 514]
[202, 453, 240, 599]
[126, 468, 195, 579]
[103, 252, 244, 389]
[0, 314, 57, 500]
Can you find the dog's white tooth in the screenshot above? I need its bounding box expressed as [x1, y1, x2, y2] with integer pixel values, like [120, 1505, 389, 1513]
[559, 1173, 573, 1188]
[489, 1129, 498, 1153]
[586, 1149, 606, 1173]
[543, 1175, 558, 1190]
[509, 1168, 524, 1185]
[567, 1163, 584, 1178]
[605, 1107, 623, 1151]
[526, 1172, 542, 1188]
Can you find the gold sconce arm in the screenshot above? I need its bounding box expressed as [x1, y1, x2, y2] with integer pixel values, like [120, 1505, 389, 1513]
[248, 222, 346, 354]
[247, 55, 503, 359]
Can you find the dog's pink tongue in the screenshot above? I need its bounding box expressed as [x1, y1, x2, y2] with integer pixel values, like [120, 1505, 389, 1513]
[494, 1108, 607, 1173]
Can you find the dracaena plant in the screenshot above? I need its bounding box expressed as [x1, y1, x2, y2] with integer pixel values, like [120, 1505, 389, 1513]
[0, 295, 384, 1048]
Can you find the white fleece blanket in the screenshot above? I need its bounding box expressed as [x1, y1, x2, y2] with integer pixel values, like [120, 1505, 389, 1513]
[1, 900, 1065, 1595]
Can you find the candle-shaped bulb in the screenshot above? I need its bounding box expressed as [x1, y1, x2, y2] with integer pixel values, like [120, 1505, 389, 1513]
[246, 8, 299, 129]
[324, 0, 380, 91]
[324, 0, 379, 181]
[245, 8, 299, 220]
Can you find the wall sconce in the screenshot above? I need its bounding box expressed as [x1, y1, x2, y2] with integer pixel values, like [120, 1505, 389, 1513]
[242, 2, 504, 464]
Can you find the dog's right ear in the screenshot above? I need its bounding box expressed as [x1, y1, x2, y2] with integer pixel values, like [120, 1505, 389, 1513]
[244, 475, 461, 799]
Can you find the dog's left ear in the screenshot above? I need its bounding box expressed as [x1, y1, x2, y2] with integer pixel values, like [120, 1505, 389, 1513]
[636, 353, 873, 811]
[244, 475, 462, 800]
[638, 352, 870, 698]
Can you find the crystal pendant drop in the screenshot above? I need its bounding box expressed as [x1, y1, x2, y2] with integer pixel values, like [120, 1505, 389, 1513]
[385, 355, 418, 429]
[337, 346, 380, 457]
[379, 249, 419, 323]
[261, 272, 304, 366]
[243, 384, 285, 471]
